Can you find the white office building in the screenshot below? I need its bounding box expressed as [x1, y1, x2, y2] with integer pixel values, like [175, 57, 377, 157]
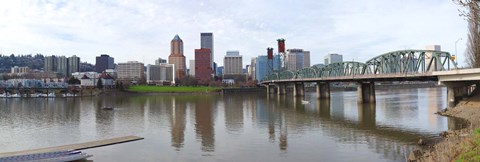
[324, 53, 343, 65]
[223, 50, 243, 75]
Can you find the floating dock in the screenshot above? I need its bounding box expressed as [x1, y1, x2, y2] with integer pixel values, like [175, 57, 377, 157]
[0, 136, 144, 158]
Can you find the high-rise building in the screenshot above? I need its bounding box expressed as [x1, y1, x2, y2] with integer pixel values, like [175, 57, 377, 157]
[255, 55, 281, 81]
[249, 58, 256, 81]
[216, 66, 223, 77]
[201, 33, 214, 73]
[195, 48, 212, 83]
[168, 34, 186, 80]
[303, 51, 310, 68]
[147, 65, 161, 83]
[116, 61, 145, 83]
[68, 55, 80, 76]
[155, 57, 167, 65]
[223, 51, 243, 75]
[426, 45, 442, 71]
[189, 60, 195, 77]
[57, 56, 69, 77]
[324, 53, 343, 65]
[44, 55, 57, 72]
[286, 49, 304, 71]
[95, 54, 114, 73]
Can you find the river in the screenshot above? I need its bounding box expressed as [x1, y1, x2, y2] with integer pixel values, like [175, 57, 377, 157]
[0, 87, 463, 161]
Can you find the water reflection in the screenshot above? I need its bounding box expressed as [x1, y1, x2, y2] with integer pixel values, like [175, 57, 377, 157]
[168, 97, 186, 150]
[194, 96, 215, 152]
[0, 88, 462, 162]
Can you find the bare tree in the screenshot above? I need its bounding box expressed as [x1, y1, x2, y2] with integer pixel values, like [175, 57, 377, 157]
[454, 0, 480, 67]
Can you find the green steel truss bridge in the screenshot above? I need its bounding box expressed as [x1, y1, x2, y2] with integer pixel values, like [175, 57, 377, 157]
[262, 50, 457, 83]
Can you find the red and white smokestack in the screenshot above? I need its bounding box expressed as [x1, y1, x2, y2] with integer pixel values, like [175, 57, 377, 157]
[277, 38, 285, 53]
[267, 48, 274, 60]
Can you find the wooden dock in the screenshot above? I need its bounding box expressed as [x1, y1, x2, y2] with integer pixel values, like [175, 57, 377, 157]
[0, 136, 144, 158]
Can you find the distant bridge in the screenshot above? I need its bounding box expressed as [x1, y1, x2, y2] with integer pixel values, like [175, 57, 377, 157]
[260, 49, 480, 108]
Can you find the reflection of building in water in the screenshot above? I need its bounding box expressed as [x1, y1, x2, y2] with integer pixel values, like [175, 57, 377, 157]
[224, 96, 244, 132]
[195, 97, 215, 152]
[358, 103, 376, 129]
[427, 88, 444, 127]
[316, 99, 331, 118]
[168, 97, 186, 150]
[95, 97, 115, 137]
[279, 113, 287, 151]
[330, 92, 345, 119]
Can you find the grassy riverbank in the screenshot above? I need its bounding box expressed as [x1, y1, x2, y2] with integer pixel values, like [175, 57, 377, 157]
[127, 85, 221, 93]
[416, 94, 480, 161]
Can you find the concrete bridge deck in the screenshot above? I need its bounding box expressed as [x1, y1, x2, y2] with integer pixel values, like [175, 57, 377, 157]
[0, 136, 144, 158]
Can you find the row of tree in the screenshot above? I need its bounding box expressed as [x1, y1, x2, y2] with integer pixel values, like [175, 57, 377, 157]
[455, 0, 480, 67]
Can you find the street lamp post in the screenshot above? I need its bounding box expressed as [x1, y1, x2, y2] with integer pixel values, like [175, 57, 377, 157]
[455, 38, 462, 67]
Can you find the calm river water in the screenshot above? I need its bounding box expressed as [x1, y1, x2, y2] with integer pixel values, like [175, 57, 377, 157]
[0, 87, 462, 161]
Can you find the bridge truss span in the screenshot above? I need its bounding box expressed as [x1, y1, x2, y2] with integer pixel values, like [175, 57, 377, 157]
[261, 49, 457, 83]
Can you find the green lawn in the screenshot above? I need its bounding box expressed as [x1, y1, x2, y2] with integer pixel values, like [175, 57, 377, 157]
[456, 128, 480, 162]
[128, 85, 221, 93]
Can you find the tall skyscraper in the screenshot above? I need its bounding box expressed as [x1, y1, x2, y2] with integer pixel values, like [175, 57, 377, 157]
[303, 51, 310, 68]
[155, 57, 167, 65]
[189, 60, 195, 77]
[57, 56, 69, 77]
[195, 48, 212, 83]
[200, 33, 214, 74]
[255, 55, 281, 81]
[68, 55, 80, 76]
[95, 54, 114, 73]
[223, 50, 243, 75]
[286, 49, 305, 71]
[324, 53, 343, 65]
[168, 34, 186, 80]
[44, 55, 57, 72]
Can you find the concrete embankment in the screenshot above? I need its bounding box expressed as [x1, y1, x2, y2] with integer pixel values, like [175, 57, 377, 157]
[412, 92, 480, 161]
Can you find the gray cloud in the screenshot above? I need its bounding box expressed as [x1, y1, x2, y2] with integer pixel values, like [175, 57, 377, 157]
[0, 0, 469, 67]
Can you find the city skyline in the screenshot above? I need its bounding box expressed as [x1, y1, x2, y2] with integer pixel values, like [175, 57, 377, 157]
[0, 1, 468, 67]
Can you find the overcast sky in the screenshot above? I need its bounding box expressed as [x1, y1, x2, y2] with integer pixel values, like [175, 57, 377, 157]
[0, 0, 469, 67]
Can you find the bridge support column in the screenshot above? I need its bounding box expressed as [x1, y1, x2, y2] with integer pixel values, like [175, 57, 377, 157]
[267, 84, 276, 95]
[293, 82, 305, 97]
[443, 82, 476, 108]
[357, 81, 376, 103]
[316, 82, 330, 99]
[277, 84, 287, 95]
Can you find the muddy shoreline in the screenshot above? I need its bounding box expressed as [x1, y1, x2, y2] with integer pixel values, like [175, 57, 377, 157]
[411, 94, 480, 161]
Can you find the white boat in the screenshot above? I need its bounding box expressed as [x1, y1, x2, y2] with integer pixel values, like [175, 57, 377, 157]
[301, 100, 310, 104]
[0, 93, 7, 97]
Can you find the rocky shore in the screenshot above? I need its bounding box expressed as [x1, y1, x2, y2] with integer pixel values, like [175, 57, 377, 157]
[410, 93, 480, 161]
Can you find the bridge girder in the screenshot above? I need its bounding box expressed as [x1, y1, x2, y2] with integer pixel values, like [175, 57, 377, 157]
[261, 49, 458, 83]
[365, 50, 456, 74]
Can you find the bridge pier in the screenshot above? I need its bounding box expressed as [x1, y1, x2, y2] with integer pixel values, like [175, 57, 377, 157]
[277, 84, 287, 96]
[357, 82, 376, 103]
[316, 82, 330, 99]
[293, 82, 305, 97]
[266, 84, 276, 95]
[443, 81, 477, 108]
